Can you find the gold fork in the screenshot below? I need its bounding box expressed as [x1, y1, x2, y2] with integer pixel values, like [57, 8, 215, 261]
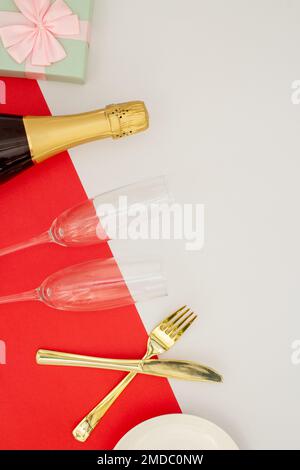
[72, 305, 197, 442]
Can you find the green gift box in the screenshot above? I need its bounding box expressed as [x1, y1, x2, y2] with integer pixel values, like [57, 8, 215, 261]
[0, 0, 94, 83]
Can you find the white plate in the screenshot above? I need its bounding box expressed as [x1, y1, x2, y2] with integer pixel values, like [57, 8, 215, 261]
[114, 414, 239, 450]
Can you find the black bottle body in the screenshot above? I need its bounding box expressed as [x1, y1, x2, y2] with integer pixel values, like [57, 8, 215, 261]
[0, 114, 33, 183]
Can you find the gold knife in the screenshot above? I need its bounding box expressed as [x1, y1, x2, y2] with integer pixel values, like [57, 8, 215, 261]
[36, 349, 222, 383]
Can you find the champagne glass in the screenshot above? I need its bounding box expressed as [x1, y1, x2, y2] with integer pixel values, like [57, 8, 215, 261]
[0, 257, 167, 311]
[0, 176, 169, 257]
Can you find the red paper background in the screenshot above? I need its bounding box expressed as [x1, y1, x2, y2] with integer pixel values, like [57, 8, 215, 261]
[0, 77, 180, 450]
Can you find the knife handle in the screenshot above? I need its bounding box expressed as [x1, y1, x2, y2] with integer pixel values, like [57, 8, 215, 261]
[36, 349, 142, 373]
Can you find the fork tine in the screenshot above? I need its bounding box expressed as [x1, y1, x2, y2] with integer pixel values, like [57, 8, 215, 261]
[171, 313, 197, 339]
[160, 305, 188, 328]
[165, 308, 191, 333]
[168, 311, 196, 336]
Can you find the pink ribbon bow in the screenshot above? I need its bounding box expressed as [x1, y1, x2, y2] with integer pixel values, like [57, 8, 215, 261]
[0, 0, 80, 66]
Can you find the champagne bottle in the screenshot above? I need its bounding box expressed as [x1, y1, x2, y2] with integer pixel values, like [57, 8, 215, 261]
[0, 101, 149, 183]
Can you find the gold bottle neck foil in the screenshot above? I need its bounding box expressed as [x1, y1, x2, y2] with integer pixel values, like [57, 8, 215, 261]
[23, 101, 149, 164]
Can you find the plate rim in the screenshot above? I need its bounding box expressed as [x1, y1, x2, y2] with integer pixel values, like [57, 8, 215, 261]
[114, 413, 239, 450]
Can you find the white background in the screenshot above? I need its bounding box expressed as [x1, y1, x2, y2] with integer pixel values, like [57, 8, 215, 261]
[40, 0, 300, 449]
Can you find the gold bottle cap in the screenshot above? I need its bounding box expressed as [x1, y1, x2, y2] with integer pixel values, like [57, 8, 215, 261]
[23, 101, 149, 164]
[105, 101, 149, 139]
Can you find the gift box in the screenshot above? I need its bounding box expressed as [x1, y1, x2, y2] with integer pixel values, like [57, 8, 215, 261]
[0, 0, 94, 83]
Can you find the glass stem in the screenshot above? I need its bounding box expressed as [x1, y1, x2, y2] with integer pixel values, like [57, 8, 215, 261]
[0, 288, 40, 305]
[0, 231, 53, 258]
